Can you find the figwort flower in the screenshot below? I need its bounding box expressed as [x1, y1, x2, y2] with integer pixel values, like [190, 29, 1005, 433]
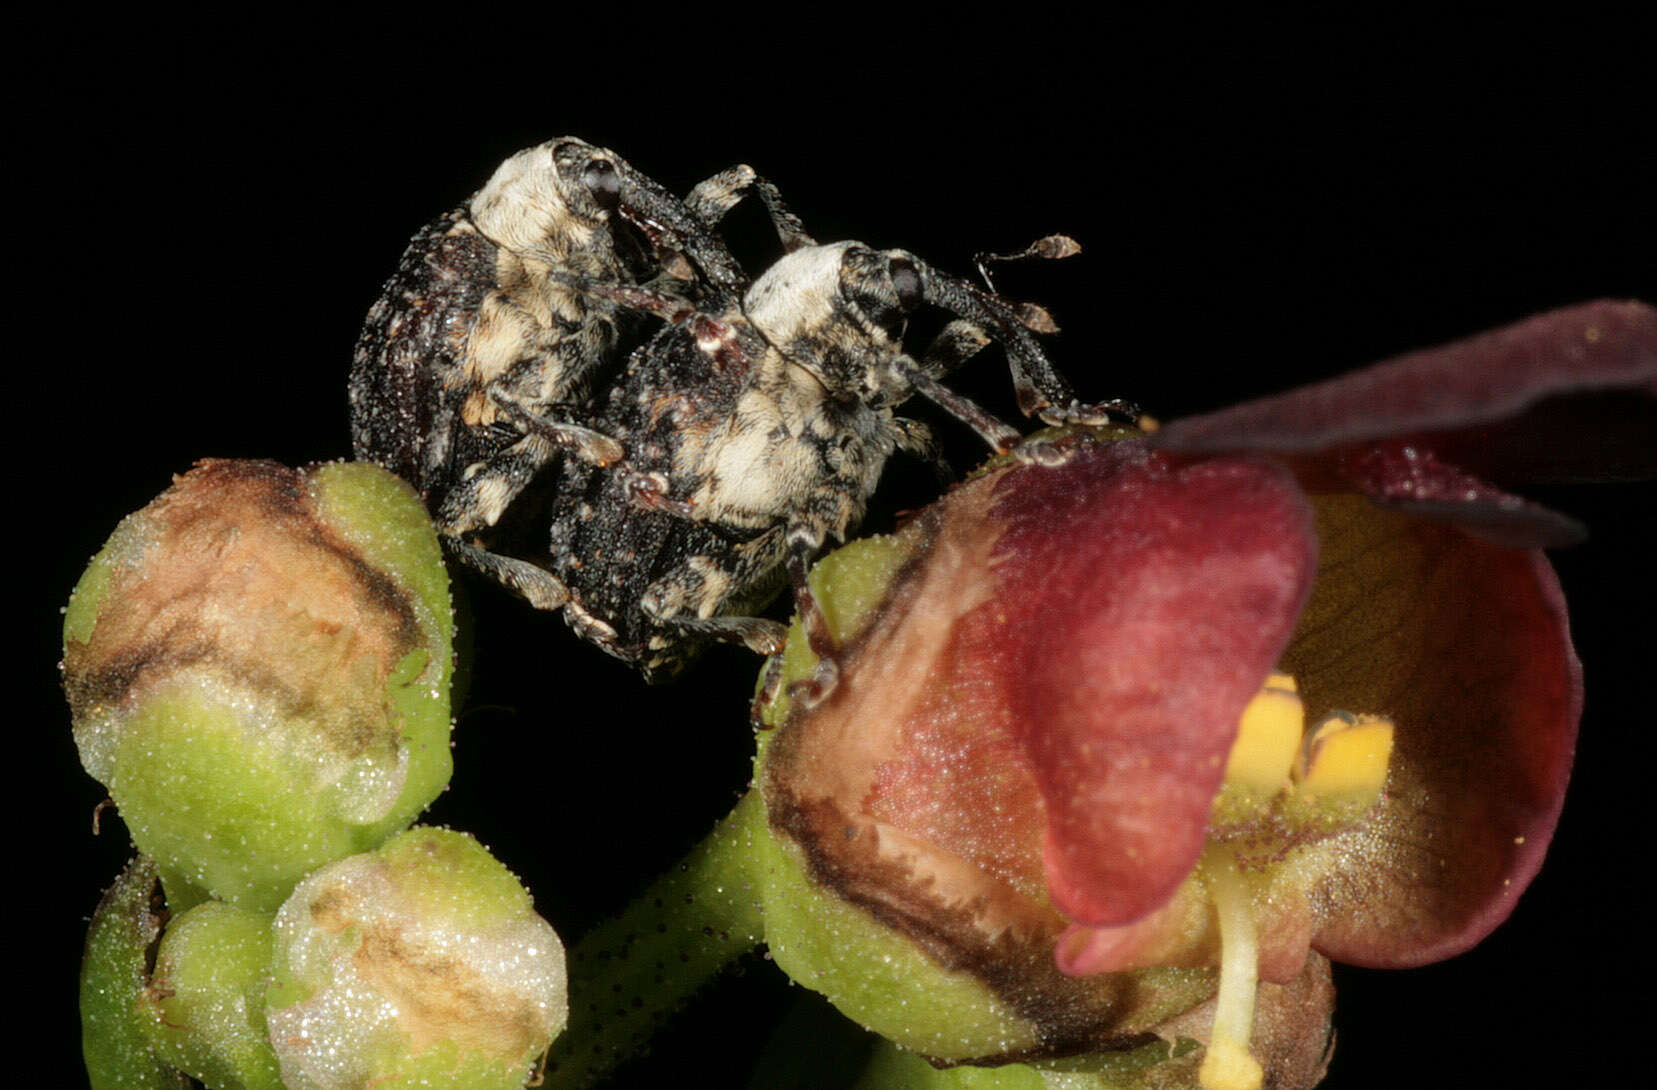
[756, 301, 1656, 1088]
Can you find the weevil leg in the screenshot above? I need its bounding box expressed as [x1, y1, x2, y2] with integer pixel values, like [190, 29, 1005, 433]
[553, 275, 706, 326]
[919, 259, 1141, 427]
[751, 176, 816, 252]
[916, 318, 993, 380]
[683, 165, 758, 226]
[891, 416, 952, 486]
[683, 166, 817, 253]
[444, 537, 571, 611]
[489, 391, 625, 466]
[907, 369, 1024, 453]
[778, 532, 842, 710]
[750, 651, 788, 730]
[663, 614, 789, 655]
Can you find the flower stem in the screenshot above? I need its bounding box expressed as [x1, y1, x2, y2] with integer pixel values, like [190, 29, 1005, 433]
[538, 790, 768, 1089]
[1198, 848, 1263, 1090]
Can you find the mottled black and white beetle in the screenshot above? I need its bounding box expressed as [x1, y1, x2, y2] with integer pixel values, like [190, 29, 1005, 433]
[535, 216, 1131, 688]
[348, 136, 771, 604]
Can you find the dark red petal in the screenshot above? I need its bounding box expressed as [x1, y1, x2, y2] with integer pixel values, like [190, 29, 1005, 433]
[1152, 299, 1657, 483]
[1336, 441, 1585, 548]
[986, 440, 1317, 928]
[1280, 497, 1581, 967]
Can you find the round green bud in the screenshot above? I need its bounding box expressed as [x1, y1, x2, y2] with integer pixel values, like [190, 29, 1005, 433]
[146, 901, 284, 1090]
[80, 856, 185, 1090]
[63, 459, 454, 910]
[266, 827, 567, 1090]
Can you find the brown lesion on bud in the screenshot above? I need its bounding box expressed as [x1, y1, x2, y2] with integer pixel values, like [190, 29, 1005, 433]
[355, 925, 550, 1061]
[63, 459, 423, 764]
[304, 880, 552, 1063]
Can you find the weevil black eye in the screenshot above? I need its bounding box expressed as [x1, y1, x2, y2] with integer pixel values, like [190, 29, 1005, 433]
[889, 256, 922, 312]
[583, 158, 622, 211]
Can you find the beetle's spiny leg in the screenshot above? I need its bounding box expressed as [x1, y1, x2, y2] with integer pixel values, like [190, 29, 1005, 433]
[752, 177, 816, 252]
[751, 652, 788, 731]
[445, 538, 571, 611]
[681, 165, 816, 254]
[907, 370, 1023, 453]
[892, 416, 952, 485]
[783, 535, 841, 710]
[916, 319, 993, 380]
[488, 392, 624, 466]
[684, 165, 759, 226]
[663, 614, 789, 656]
[915, 260, 1083, 421]
[1036, 396, 1144, 428]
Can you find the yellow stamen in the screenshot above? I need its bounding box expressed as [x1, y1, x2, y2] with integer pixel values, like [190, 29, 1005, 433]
[1198, 849, 1263, 1090]
[1294, 713, 1395, 808]
[1221, 672, 1303, 798]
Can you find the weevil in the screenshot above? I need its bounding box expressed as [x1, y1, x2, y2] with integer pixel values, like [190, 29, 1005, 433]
[533, 218, 1131, 687]
[348, 136, 777, 605]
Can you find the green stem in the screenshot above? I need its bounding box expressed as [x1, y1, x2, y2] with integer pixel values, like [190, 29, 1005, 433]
[540, 790, 768, 1088]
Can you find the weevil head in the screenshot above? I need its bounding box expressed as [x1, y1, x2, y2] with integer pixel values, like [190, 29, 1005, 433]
[744, 241, 923, 403]
[468, 136, 627, 258]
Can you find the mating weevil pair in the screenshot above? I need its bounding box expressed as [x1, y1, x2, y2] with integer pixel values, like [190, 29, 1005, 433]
[349, 136, 1131, 702]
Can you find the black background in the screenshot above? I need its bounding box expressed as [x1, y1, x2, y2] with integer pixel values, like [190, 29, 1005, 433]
[24, 12, 1654, 1088]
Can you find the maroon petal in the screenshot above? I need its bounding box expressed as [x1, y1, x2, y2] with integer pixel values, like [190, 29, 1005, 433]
[1336, 441, 1586, 548]
[985, 439, 1317, 928]
[1279, 496, 1581, 967]
[1152, 300, 1657, 484]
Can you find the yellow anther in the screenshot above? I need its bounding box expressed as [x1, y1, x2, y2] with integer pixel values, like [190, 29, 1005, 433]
[1293, 713, 1394, 807]
[1221, 672, 1304, 798]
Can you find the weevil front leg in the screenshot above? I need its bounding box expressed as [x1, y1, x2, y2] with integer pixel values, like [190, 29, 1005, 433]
[444, 536, 572, 611]
[747, 525, 843, 727]
[489, 391, 625, 466]
[683, 167, 817, 253]
[643, 528, 792, 656]
[431, 394, 625, 538]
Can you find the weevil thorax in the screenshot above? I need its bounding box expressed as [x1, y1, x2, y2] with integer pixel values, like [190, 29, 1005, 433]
[745, 242, 913, 406]
[468, 138, 614, 263]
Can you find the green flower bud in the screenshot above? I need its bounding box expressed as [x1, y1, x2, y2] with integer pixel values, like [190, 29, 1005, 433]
[63, 459, 454, 910]
[145, 901, 284, 1090]
[80, 856, 186, 1090]
[265, 827, 567, 1090]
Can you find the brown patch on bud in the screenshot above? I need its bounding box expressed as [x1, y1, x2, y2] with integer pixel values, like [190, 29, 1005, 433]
[288, 875, 552, 1064]
[354, 924, 548, 1060]
[64, 459, 421, 765]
